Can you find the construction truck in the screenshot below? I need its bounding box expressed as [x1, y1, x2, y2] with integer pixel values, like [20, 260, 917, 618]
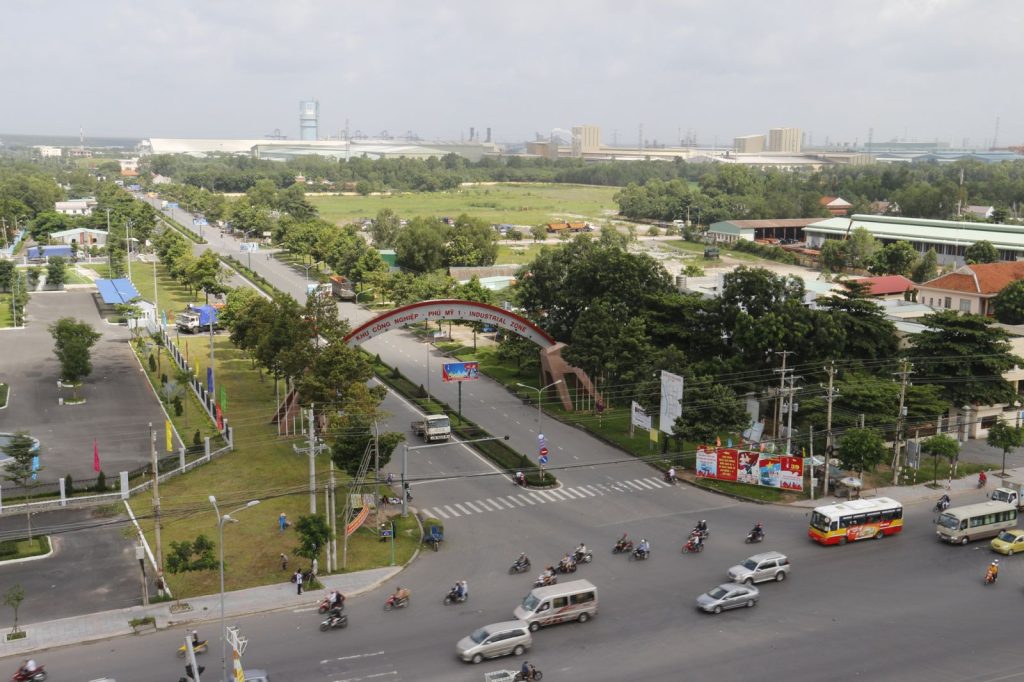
[411, 414, 451, 442]
[330, 275, 356, 301]
[176, 304, 219, 334]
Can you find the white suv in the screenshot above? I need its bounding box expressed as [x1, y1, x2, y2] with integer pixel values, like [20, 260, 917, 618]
[727, 551, 790, 585]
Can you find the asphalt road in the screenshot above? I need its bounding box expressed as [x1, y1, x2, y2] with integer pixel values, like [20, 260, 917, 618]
[47, 198, 1021, 681]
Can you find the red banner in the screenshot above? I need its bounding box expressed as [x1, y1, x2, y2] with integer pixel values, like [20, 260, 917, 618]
[697, 447, 803, 491]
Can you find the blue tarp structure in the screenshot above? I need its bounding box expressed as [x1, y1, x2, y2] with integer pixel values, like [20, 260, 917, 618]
[26, 245, 73, 259]
[96, 278, 141, 305]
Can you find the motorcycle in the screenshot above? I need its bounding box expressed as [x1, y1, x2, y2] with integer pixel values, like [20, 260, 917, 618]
[383, 594, 409, 611]
[534, 574, 557, 587]
[691, 528, 710, 541]
[443, 587, 468, 605]
[663, 471, 677, 484]
[682, 538, 704, 553]
[317, 594, 344, 614]
[514, 667, 544, 681]
[745, 529, 765, 544]
[10, 667, 47, 682]
[934, 497, 951, 513]
[630, 547, 650, 561]
[177, 640, 208, 657]
[573, 549, 593, 564]
[509, 557, 532, 574]
[319, 611, 349, 631]
[555, 560, 578, 574]
[613, 538, 634, 554]
[985, 569, 998, 585]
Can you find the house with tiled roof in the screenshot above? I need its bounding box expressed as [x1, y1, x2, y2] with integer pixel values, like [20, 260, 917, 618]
[852, 275, 916, 300]
[819, 196, 853, 216]
[916, 261, 1024, 316]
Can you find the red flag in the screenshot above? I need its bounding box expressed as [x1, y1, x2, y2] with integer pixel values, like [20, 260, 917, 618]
[93, 439, 101, 472]
[216, 403, 224, 431]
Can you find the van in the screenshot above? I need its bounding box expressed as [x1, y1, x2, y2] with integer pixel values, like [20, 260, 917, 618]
[727, 551, 790, 585]
[456, 620, 531, 664]
[513, 579, 597, 632]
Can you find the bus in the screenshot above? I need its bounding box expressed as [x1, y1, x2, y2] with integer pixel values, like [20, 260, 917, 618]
[935, 501, 1017, 545]
[808, 497, 904, 545]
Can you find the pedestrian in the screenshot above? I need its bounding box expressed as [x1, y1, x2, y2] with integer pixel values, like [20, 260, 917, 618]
[280, 553, 288, 571]
[279, 512, 288, 533]
[386, 472, 394, 486]
[155, 572, 166, 598]
[381, 494, 389, 507]
[295, 569, 303, 595]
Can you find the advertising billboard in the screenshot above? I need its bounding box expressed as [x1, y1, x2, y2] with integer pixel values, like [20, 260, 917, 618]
[442, 362, 480, 382]
[696, 446, 803, 491]
[659, 371, 684, 435]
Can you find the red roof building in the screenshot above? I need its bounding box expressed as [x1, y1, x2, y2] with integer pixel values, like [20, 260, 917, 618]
[916, 261, 1024, 316]
[852, 275, 916, 299]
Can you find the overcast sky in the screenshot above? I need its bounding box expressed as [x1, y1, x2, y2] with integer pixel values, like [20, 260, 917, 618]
[2, 0, 1020, 148]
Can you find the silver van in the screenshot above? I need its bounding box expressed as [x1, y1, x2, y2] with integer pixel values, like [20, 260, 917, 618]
[727, 551, 790, 585]
[456, 620, 532, 664]
[513, 579, 597, 632]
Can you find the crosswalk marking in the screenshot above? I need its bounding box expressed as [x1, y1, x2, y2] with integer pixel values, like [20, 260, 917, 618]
[420, 476, 671, 522]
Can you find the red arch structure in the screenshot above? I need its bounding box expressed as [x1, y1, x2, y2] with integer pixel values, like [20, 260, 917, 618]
[345, 299, 556, 348]
[343, 299, 600, 412]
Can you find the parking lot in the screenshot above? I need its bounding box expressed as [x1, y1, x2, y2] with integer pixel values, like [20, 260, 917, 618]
[0, 290, 172, 484]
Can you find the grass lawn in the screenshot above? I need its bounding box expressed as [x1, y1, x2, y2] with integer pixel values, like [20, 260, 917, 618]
[309, 183, 620, 227]
[0, 536, 51, 562]
[0, 295, 11, 327]
[0, 383, 7, 408]
[78, 262, 112, 279]
[64, 271, 94, 284]
[495, 242, 547, 265]
[130, 332, 417, 597]
[662, 239, 765, 264]
[130, 260, 205, 319]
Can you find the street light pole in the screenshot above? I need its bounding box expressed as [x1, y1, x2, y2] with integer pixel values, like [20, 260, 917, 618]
[516, 379, 564, 438]
[209, 496, 259, 682]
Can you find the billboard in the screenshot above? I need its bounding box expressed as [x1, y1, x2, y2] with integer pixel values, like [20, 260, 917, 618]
[696, 446, 803, 491]
[631, 401, 652, 430]
[659, 371, 684, 435]
[442, 362, 480, 382]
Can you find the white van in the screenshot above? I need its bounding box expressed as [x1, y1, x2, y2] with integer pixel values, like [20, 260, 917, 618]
[513, 579, 597, 632]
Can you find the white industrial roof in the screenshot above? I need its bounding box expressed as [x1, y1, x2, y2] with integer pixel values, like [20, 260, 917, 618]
[806, 215, 1024, 252]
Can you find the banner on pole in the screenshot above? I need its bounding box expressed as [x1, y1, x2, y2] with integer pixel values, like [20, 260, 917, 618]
[165, 420, 173, 452]
[441, 362, 479, 382]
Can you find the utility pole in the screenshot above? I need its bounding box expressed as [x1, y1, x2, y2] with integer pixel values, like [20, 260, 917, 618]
[328, 463, 337, 573]
[125, 220, 132, 281]
[292, 405, 328, 514]
[892, 361, 913, 484]
[822, 362, 838, 498]
[773, 351, 795, 440]
[784, 373, 800, 455]
[150, 423, 163, 572]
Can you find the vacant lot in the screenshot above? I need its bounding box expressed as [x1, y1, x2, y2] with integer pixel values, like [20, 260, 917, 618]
[309, 183, 621, 227]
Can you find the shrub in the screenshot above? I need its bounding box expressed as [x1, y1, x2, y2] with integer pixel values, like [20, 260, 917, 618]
[148, 355, 157, 372]
[64, 474, 73, 495]
[173, 396, 183, 416]
[193, 429, 202, 446]
[94, 470, 107, 492]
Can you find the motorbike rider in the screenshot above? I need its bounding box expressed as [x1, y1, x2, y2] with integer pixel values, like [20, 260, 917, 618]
[392, 585, 410, 604]
[191, 630, 201, 647]
[667, 466, 676, 482]
[696, 519, 709, 536]
[515, 552, 529, 568]
[515, 471, 526, 486]
[521, 660, 532, 679]
[637, 537, 651, 557]
[689, 533, 703, 550]
[750, 521, 764, 540]
[560, 552, 575, 571]
[20, 660, 38, 676]
[541, 566, 556, 584]
[938, 493, 951, 509]
[329, 589, 345, 611]
[980, 470, 988, 487]
[574, 541, 588, 561]
[987, 560, 999, 583]
[456, 580, 468, 599]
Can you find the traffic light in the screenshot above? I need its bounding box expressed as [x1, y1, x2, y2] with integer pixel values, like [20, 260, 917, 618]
[185, 663, 205, 680]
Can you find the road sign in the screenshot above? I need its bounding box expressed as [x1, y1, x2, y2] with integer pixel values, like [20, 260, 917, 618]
[539, 446, 549, 457]
[539, 454, 549, 465]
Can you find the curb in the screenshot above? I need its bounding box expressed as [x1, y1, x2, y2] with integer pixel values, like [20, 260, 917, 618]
[0, 535, 54, 566]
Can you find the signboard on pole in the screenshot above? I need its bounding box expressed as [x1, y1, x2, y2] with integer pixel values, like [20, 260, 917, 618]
[658, 371, 684, 435]
[696, 446, 803, 491]
[442, 362, 480, 382]
[631, 401, 652, 431]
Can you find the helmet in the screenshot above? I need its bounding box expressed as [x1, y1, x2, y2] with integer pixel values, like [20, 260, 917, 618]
[994, 560, 999, 565]
[192, 630, 198, 635]
[701, 519, 706, 524]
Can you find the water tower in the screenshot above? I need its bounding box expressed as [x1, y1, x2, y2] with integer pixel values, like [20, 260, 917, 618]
[299, 100, 319, 141]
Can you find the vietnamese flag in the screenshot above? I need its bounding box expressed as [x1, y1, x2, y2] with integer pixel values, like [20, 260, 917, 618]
[93, 439, 101, 472]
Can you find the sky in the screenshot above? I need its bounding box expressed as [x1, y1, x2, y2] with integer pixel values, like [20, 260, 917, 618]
[2, 0, 1021, 148]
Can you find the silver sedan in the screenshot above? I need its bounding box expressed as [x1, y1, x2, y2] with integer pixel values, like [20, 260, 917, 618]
[696, 583, 759, 614]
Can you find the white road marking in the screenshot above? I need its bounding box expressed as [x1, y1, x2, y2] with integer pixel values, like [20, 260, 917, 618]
[443, 505, 460, 517]
[633, 479, 656, 490]
[430, 507, 450, 520]
[648, 477, 671, 488]
[506, 495, 526, 507]
[585, 485, 605, 495]
[464, 501, 484, 513]
[536, 490, 559, 502]
[528, 492, 547, 504]
[519, 494, 536, 505]
[473, 499, 496, 511]
[546, 489, 569, 500]
[322, 650, 385, 664]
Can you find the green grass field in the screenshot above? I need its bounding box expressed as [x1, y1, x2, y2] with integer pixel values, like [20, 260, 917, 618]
[309, 183, 620, 227]
[0, 294, 11, 327]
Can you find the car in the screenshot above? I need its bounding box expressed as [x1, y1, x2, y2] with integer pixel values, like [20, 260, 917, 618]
[456, 620, 532, 664]
[696, 583, 759, 614]
[991, 529, 1024, 555]
[727, 551, 790, 585]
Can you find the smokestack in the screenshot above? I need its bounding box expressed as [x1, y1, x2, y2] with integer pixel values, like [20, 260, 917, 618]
[470, 127, 475, 142]
[485, 127, 491, 143]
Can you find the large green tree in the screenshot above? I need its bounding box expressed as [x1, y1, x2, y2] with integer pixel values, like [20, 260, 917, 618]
[370, 208, 401, 248]
[49, 317, 101, 395]
[672, 381, 750, 445]
[869, 241, 918, 277]
[987, 421, 1024, 476]
[1, 432, 39, 539]
[837, 427, 888, 472]
[394, 217, 447, 273]
[445, 214, 498, 266]
[909, 310, 1021, 407]
[965, 240, 1000, 265]
[920, 434, 960, 486]
[818, 280, 899, 367]
[993, 280, 1024, 324]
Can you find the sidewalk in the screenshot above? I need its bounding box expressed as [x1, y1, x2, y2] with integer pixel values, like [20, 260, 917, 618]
[0, 565, 401, 657]
[789, 464, 1024, 508]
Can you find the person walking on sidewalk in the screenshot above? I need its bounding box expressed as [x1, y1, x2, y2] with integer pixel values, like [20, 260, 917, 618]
[295, 569, 304, 595]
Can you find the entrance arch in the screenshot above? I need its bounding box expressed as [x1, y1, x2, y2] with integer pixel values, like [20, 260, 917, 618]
[344, 300, 599, 411]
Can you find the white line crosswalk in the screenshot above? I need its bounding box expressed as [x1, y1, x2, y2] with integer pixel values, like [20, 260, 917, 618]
[421, 476, 672, 520]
